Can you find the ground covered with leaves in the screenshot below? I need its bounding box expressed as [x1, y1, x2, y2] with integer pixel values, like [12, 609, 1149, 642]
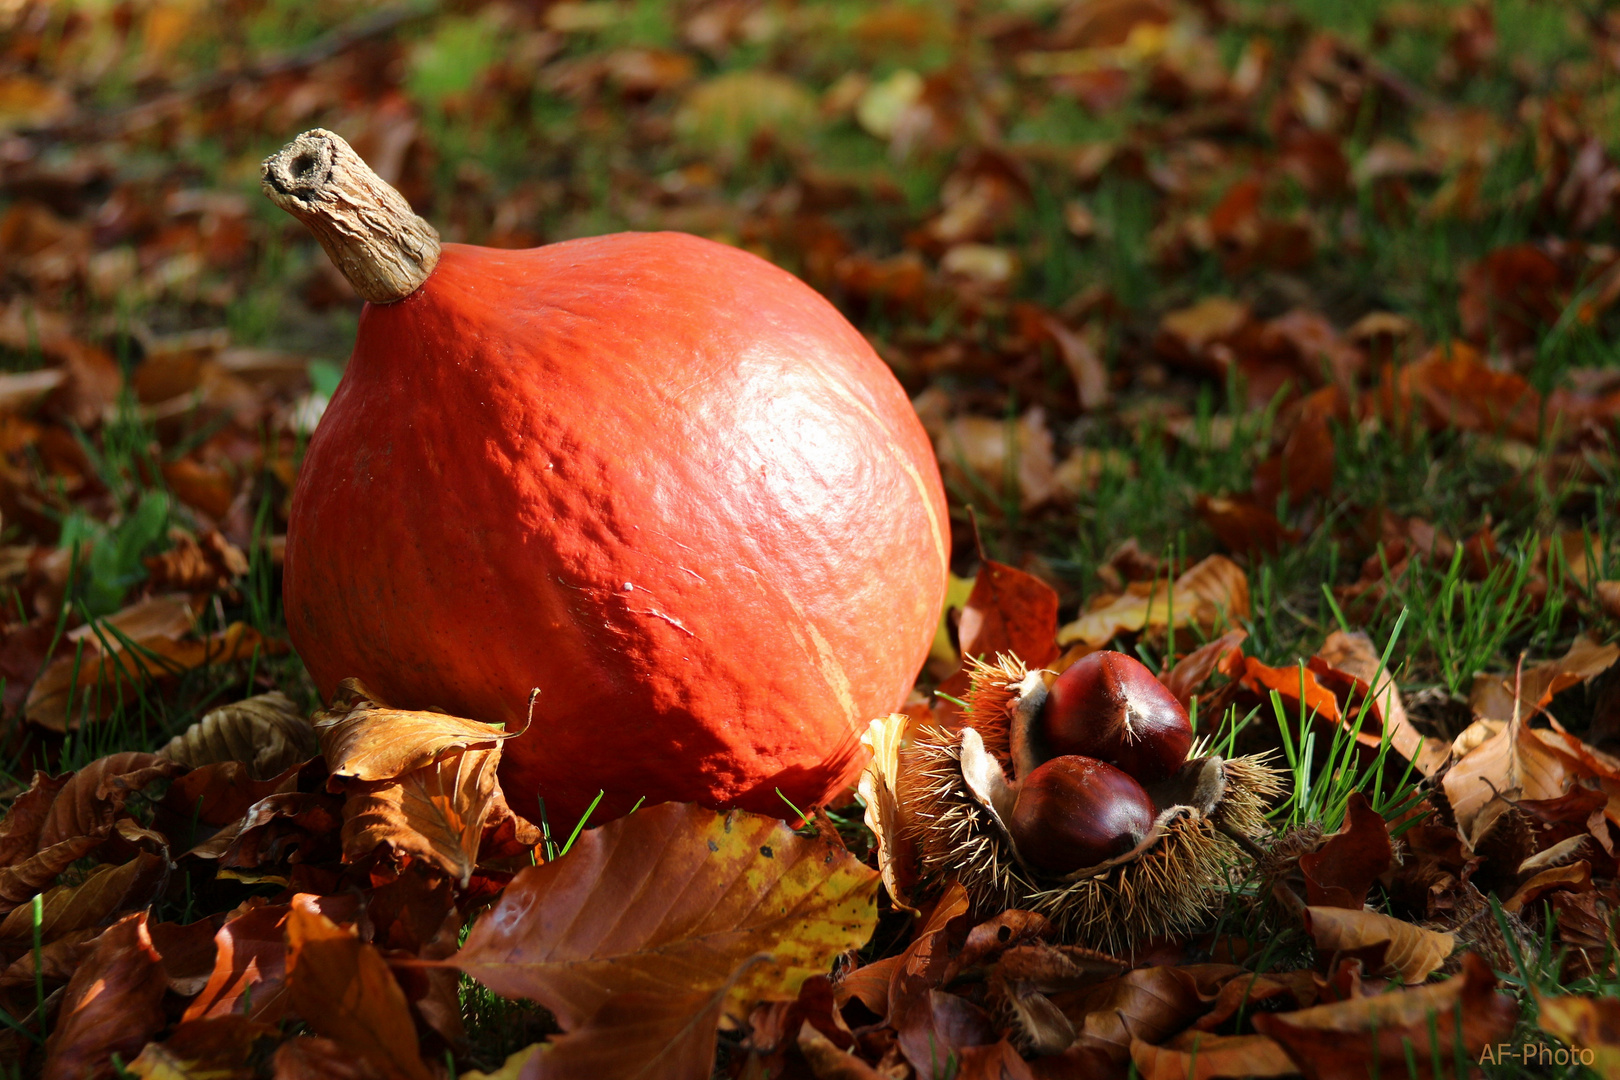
[2, 0, 1620, 1077]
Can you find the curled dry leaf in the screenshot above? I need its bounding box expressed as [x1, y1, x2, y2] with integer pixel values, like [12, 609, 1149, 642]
[340, 746, 500, 887]
[934, 407, 1058, 511]
[1442, 707, 1580, 846]
[1302, 906, 1455, 983]
[286, 895, 433, 1080]
[1536, 993, 1620, 1079]
[1254, 953, 1517, 1080]
[184, 900, 292, 1022]
[315, 678, 523, 783]
[857, 713, 917, 913]
[37, 751, 182, 848]
[453, 802, 880, 1030]
[159, 690, 317, 780]
[798, 1019, 888, 1080]
[1470, 636, 1620, 724]
[0, 771, 71, 867]
[43, 912, 169, 1080]
[1315, 630, 1448, 775]
[1163, 629, 1247, 707]
[1056, 964, 1243, 1067]
[525, 954, 770, 1080]
[125, 1016, 278, 1080]
[956, 558, 1061, 670]
[1298, 792, 1391, 909]
[1130, 1032, 1298, 1080]
[1057, 555, 1248, 648]
[0, 851, 166, 948]
[27, 595, 278, 731]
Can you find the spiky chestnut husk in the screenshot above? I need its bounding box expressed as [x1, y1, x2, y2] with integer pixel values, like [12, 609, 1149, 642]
[900, 654, 1286, 954]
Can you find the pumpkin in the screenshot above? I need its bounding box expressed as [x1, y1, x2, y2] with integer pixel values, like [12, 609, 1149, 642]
[262, 131, 950, 825]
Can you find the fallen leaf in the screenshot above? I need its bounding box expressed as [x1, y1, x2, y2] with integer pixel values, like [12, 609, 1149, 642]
[43, 913, 169, 1080]
[1302, 906, 1455, 983]
[1442, 705, 1579, 845]
[340, 746, 500, 886]
[125, 1016, 278, 1080]
[0, 851, 166, 946]
[37, 751, 182, 849]
[1395, 340, 1539, 441]
[1315, 630, 1448, 775]
[1536, 993, 1620, 1079]
[1254, 953, 1517, 1080]
[28, 603, 277, 731]
[1057, 964, 1242, 1066]
[797, 1019, 887, 1080]
[314, 678, 522, 784]
[453, 802, 880, 1029]
[183, 901, 292, 1022]
[956, 558, 1061, 669]
[286, 895, 433, 1080]
[935, 408, 1058, 511]
[159, 691, 317, 780]
[857, 713, 918, 913]
[526, 954, 768, 1080]
[1298, 793, 1391, 909]
[1196, 494, 1300, 556]
[1131, 1031, 1298, 1079]
[1470, 636, 1620, 724]
[0, 771, 72, 867]
[1057, 555, 1249, 648]
[1502, 860, 1591, 914]
[1163, 629, 1247, 706]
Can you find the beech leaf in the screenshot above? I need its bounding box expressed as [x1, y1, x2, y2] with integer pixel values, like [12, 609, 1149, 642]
[526, 954, 769, 1080]
[1536, 993, 1620, 1079]
[340, 746, 500, 886]
[452, 802, 880, 1030]
[1442, 707, 1580, 845]
[1302, 906, 1455, 983]
[0, 851, 166, 946]
[158, 690, 317, 780]
[1254, 953, 1517, 1080]
[1298, 792, 1392, 909]
[315, 678, 522, 783]
[1058, 555, 1248, 648]
[43, 912, 169, 1080]
[956, 558, 1060, 669]
[286, 894, 434, 1080]
[1131, 1032, 1298, 1080]
[857, 713, 918, 913]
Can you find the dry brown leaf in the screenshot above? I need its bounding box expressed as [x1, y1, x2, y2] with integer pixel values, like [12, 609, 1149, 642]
[957, 557, 1061, 669]
[1470, 636, 1620, 724]
[935, 408, 1058, 511]
[0, 851, 165, 946]
[1058, 964, 1242, 1066]
[125, 1016, 278, 1080]
[286, 895, 433, 1080]
[525, 955, 768, 1080]
[37, 751, 182, 849]
[28, 599, 277, 731]
[183, 901, 294, 1022]
[1057, 555, 1249, 647]
[0, 771, 71, 867]
[1442, 706, 1580, 845]
[857, 713, 918, 913]
[1315, 630, 1448, 775]
[1503, 861, 1592, 914]
[159, 690, 316, 780]
[42, 912, 169, 1080]
[1131, 1031, 1298, 1079]
[1298, 792, 1391, 909]
[340, 746, 500, 886]
[1302, 906, 1455, 983]
[1163, 628, 1247, 706]
[0, 834, 103, 913]
[1536, 993, 1620, 1079]
[1254, 953, 1517, 1080]
[315, 678, 522, 784]
[452, 802, 880, 1030]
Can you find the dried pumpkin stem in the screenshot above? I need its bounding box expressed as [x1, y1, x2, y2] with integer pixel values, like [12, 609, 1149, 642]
[260, 128, 440, 303]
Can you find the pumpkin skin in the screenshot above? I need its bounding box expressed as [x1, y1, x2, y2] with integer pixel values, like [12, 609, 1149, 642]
[285, 232, 950, 825]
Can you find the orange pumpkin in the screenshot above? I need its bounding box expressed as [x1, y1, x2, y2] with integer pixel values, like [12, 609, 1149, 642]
[264, 131, 949, 825]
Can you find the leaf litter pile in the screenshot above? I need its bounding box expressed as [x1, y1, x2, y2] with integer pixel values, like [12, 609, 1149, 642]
[5, 0, 1620, 1077]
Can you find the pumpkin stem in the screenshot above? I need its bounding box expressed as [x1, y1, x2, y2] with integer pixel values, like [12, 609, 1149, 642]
[260, 129, 441, 303]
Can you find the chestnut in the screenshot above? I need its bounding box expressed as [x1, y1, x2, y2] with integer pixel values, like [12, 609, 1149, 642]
[1039, 651, 1193, 784]
[1006, 754, 1155, 875]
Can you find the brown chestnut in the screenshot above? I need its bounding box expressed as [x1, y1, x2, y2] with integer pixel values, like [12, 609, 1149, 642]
[1039, 651, 1193, 784]
[1006, 754, 1156, 875]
